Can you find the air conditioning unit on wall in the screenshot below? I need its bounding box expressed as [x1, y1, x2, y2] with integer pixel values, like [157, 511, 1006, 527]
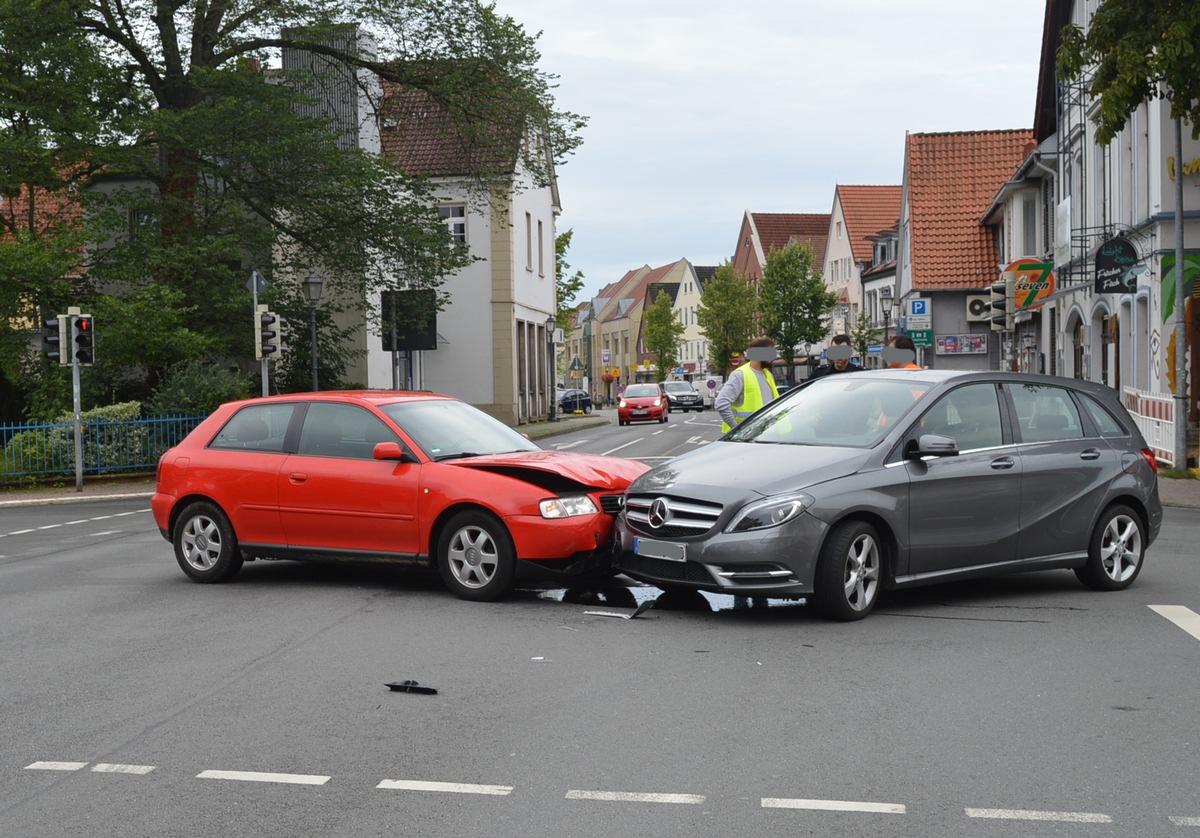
[965, 294, 990, 322]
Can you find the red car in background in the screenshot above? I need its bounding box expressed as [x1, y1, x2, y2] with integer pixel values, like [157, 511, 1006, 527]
[151, 392, 649, 601]
[618, 382, 670, 426]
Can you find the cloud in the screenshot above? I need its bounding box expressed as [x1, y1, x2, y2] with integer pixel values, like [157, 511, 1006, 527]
[496, 0, 1046, 298]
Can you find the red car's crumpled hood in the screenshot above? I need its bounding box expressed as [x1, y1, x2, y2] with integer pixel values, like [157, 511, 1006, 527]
[449, 450, 648, 488]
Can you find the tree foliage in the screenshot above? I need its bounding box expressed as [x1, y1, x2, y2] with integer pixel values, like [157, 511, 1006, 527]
[0, 0, 584, 412]
[695, 263, 757, 377]
[643, 289, 685, 383]
[848, 311, 881, 365]
[555, 228, 585, 329]
[758, 241, 840, 382]
[1057, 0, 1200, 144]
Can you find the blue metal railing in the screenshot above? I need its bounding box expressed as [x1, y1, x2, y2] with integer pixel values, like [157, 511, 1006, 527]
[0, 415, 205, 481]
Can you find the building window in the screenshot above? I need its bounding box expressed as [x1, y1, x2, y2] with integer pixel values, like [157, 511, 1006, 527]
[525, 212, 533, 271]
[537, 219, 544, 276]
[1021, 191, 1038, 257]
[439, 205, 466, 242]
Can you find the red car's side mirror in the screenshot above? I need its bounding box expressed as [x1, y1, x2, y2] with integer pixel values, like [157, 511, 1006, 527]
[373, 441, 416, 463]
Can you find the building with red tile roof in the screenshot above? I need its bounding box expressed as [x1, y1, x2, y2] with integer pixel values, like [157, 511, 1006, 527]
[732, 211, 830, 290]
[822, 185, 902, 322]
[373, 78, 561, 425]
[896, 129, 1034, 369]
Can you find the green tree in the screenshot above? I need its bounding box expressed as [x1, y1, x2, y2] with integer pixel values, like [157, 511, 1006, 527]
[555, 229, 585, 329]
[758, 241, 840, 384]
[1, 0, 585, 404]
[696, 263, 757, 376]
[849, 311, 881, 365]
[1057, 2, 1200, 144]
[643, 290, 686, 383]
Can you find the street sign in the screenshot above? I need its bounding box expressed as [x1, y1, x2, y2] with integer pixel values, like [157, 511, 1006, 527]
[907, 329, 933, 348]
[906, 314, 932, 330]
[568, 355, 583, 371]
[909, 298, 930, 316]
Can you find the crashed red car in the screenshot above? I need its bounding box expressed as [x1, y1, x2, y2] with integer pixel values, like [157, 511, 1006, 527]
[151, 391, 649, 601]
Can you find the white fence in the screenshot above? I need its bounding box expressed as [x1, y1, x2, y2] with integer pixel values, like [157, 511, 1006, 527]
[1121, 387, 1176, 468]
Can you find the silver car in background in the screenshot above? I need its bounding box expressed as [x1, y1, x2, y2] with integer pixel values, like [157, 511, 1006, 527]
[614, 370, 1163, 621]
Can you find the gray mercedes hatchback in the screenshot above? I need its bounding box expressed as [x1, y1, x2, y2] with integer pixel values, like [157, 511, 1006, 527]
[614, 370, 1163, 621]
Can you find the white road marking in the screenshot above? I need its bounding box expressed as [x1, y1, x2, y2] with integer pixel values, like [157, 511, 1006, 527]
[377, 779, 513, 796]
[90, 531, 121, 537]
[552, 440, 586, 450]
[26, 761, 87, 771]
[965, 808, 1111, 823]
[565, 790, 704, 804]
[1149, 605, 1200, 642]
[113, 511, 141, 517]
[10, 529, 35, 535]
[197, 770, 330, 786]
[93, 763, 155, 775]
[1169, 815, 1200, 826]
[686, 435, 707, 444]
[763, 797, 906, 814]
[65, 520, 89, 525]
[602, 439, 643, 456]
[37, 524, 63, 530]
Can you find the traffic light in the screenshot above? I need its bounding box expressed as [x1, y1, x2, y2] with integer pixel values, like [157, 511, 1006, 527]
[72, 314, 95, 366]
[274, 315, 288, 357]
[986, 276, 1011, 332]
[42, 314, 69, 366]
[257, 306, 280, 360]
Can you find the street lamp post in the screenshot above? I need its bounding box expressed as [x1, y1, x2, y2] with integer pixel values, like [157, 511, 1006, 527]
[302, 271, 323, 391]
[546, 315, 558, 422]
[880, 285, 895, 345]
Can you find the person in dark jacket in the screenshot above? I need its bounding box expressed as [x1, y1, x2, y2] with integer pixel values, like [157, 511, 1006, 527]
[809, 334, 863, 379]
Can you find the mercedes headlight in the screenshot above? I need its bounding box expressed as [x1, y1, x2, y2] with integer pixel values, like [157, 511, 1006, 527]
[540, 495, 599, 519]
[725, 492, 813, 533]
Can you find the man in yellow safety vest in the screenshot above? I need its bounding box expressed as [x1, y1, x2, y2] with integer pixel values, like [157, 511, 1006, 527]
[715, 337, 781, 433]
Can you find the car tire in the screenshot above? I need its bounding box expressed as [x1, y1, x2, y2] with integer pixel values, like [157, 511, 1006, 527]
[1075, 503, 1144, 591]
[173, 501, 244, 583]
[437, 510, 516, 602]
[813, 519, 881, 621]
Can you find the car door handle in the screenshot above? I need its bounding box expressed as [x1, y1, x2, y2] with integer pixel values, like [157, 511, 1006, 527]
[990, 457, 1015, 470]
[289, 472, 308, 483]
[1080, 448, 1102, 461]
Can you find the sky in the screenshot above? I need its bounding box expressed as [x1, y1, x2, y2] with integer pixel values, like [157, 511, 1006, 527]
[491, 0, 1049, 303]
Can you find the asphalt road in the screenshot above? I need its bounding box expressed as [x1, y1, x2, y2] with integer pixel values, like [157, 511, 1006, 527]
[3, 415, 1199, 837]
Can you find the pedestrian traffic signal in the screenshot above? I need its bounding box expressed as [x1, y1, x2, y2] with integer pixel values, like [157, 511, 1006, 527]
[274, 315, 288, 357]
[42, 314, 69, 366]
[72, 314, 95, 366]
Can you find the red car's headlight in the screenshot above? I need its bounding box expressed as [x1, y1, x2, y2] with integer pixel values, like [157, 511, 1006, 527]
[539, 496, 599, 519]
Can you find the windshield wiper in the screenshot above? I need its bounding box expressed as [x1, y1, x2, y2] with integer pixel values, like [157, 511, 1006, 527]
[434, 451, 483, 461]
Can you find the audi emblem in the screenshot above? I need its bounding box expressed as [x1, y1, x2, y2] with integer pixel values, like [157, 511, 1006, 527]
[648, 497, 671, 529]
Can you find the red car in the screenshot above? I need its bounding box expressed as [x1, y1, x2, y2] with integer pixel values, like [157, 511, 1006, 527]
[151, 392, 649, 601]
[617, 383, 670, 426]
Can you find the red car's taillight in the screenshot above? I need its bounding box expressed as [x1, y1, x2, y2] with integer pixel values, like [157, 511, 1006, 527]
[1141, 447, 1159, 473]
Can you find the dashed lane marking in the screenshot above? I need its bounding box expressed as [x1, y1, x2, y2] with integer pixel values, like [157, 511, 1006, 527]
[2, 508, 150, 538]
[1169, 816, 1200, 826]
[565, 790, 704, 804]
[1149, 605, 1200, 642]
[92, 764, 155, 775]
[90, 531, 121, 537]
[25, 761, 87, 771]
[965, 808, 1112, 823]
[763, 797, 906, 814]
[601, 439, 643, 456]
[197, 770, 330, 786]
[377, 780, 513, 796]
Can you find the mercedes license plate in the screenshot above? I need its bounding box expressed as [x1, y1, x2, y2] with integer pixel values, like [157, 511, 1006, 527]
[634, 537, 685, 562]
